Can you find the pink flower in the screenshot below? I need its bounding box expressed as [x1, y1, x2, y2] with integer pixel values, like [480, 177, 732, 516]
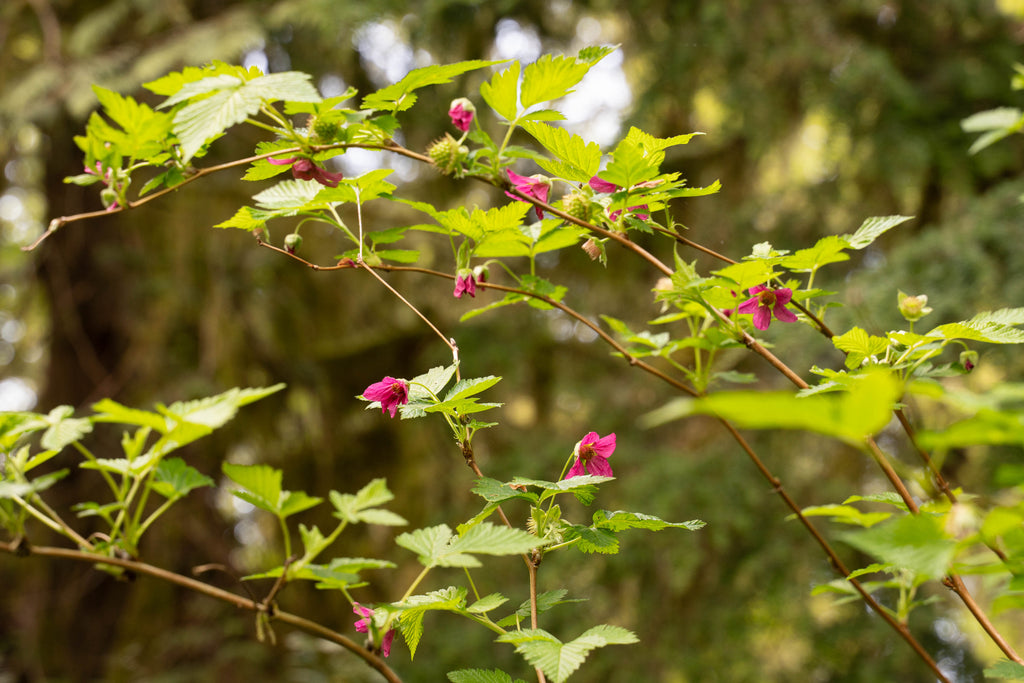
[588, 176, 648, 221]
[506, 170, 550, 220]
[565, 431, 616, 479]
[736, 285, 798, 331]
[448, 98, 476, 133]
[453, 272, 477, 299]
[268, 156, 345, 187]
[362, 376, 410, 418]
[353, 603, 395, 658]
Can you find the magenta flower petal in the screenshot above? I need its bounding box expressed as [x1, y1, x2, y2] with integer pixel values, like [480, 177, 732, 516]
[453, 273, 477, 299]
[269, 156, 344, 187]
[736, 285, 797, 331]
[380, 628, 395, 658]
[353, 602, 373, 632]
[363, 377, 410, 418]
[565, 458, 587, 478]
[564, 431, 616, 479]
[506, 169, 550, 220]
[449, 102, 474, 132]
[589, 176, 619, 193]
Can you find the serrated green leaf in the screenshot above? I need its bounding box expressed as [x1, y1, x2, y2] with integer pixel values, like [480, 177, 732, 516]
[151, 458, 214, 500]
[568, 525, 619, 554]
[842, 215, 913, 250]
[468, 593, 508, 614]
[447, 669, 523, 683]
[926, 321, 1024, 344]
[645, 369, 902, 444]
[449, 522, 539, 558]
[520, 54, 591, 109]
[405, 364, 459, 406]
[0, 469, 68, 499]
[279, 490, 322, 518]
[791, 504, 891, 528]
[592, 510, 705, 532]
[497, 625, 637, 683]
[40, 409, 92, 451]
[520, 122, 600, 182]
[445, 376, 502, 402]
[985, 659, 1024, 680]
[361, 60, 503, 112]
[166, 71, 320, 162]
[471, 477, 540, 504]
[357, 509, 408, 526]
[599, 137, 662, 188]
[839, 514, 956, 580]
[496, 589, 587, 628]
[480, 62, 521, 122]
[779, 235, 851, 272]
[396, 524, 457, 567]
[223, 463, 281, 511]
[968, 307, 1024, 326]
[214, 206, 277, 230]
[832, 327, 889, 369]
[623, 126, 701, 153]
[394, 586, 468, 658]
[712, 259, 776, 294]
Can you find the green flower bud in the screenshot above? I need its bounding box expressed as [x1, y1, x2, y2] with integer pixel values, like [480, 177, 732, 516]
[284, 233, 303, 254]
[959, 349, 978, 372]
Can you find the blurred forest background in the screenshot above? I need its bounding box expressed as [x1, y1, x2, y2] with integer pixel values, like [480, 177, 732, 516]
[3, 1, 1024, 681]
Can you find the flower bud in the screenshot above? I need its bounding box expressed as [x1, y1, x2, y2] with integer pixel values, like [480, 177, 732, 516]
[960, 349, 978, 372]
[100, 187, 119, 209]
[448, 98, 476, 132]
[284, 233, 303, 254]
[898, 290, 932, 322]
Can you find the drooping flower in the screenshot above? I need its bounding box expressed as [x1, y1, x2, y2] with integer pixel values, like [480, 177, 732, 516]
[448, 97, 476, 133]
[268, 156, 345, 188]
[736, 285, 799, 331]
[453, 272, 477, 299]
[505, 170, 551, 220]
[588, 176, 649, 221]
[353, 603, 395, 658]
[565, 431, 616, 479]
[362, 376, 410, 418]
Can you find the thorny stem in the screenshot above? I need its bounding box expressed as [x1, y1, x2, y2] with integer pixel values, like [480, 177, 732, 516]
[0, 541, 403, 683]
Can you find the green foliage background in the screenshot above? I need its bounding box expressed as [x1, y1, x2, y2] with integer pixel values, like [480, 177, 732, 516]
[3, 1, 1024, 681]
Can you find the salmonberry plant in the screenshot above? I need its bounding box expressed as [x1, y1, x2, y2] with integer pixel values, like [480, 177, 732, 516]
[5, 48, 1024, 682]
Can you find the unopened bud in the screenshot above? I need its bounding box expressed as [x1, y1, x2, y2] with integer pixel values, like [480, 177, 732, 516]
[284, 233, 303, 254]
[960, 349, 978, 372]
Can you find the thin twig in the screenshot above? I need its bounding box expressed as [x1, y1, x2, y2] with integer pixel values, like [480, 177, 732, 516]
[0, 541, 403, 683]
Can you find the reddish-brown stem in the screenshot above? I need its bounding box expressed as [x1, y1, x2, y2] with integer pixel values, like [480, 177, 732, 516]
[717, 423, 952, 682]
[945, 574, 1022, 662]
[0, 541, 403, 683]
